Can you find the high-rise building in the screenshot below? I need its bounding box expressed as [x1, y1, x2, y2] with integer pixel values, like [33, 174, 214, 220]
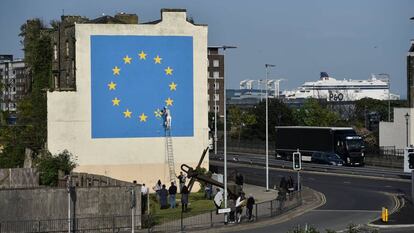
[207, 47, 224, 117]
[408, 40, 414, 107]
[0, 55, 29, 113]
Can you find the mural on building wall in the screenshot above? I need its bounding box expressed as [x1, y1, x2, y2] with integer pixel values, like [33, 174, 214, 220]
[91, 35, 194, 138]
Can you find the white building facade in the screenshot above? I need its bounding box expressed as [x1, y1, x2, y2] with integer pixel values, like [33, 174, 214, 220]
[47, 9, 209, 187]
[379, 108, 414, 150]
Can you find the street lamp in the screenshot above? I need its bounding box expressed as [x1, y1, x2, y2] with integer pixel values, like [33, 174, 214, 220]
[405, 113, 410, 147]
[265, 64, 275, 191]
[218, 45, 237, 224]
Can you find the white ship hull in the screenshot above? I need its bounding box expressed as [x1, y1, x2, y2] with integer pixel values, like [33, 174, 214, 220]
[282, 73, 400, 101]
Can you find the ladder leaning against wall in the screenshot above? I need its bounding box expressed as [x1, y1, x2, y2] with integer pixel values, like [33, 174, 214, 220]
[165, 128, 176, 183]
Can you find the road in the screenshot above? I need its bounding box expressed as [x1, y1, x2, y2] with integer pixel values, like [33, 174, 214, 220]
[210, 159, 412, 233]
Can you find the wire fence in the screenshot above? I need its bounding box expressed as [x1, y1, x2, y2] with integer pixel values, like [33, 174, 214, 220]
[0, 191, 302, 233]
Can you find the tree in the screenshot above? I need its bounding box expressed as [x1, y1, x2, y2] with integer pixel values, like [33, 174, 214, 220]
[36, 150, 77, 186]
[294, 99, 340, 127]
[228, 106, 256, 144]
[0, 19, 52, 168]
[248, 99, 297, 141]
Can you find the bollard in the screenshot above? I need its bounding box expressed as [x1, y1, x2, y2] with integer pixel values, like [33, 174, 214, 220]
[381, 207, 388, 223]
[210, 211, 213, 227]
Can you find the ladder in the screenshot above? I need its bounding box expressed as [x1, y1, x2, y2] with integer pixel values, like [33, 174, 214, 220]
[165, 128, 176, 183]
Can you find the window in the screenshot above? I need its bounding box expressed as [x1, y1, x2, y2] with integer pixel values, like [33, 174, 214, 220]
[215, 83, 219, 90]
[213, 71, 219, 78]
[65, 41, 69, 57]
[215, 105, 220, 112]
[54, 75, 59, 89]
[213, 60, 219, 67]
[66, 73, 70, 87]
[214, 94, 219, 101]
[54, 44, 58, 60]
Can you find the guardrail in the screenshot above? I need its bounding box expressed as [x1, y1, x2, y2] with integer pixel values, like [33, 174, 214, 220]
[0, 192, 302, 233]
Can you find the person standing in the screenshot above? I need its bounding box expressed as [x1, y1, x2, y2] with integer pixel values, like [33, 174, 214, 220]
[168, 182, 177, 208]
[153, 180, 162, 201]
[159, 184, 169, 209]
[246, 194, 255, 221]
[141, 183, 149, 214]
[213, 188, 223, 214]
[235, 193, 246, 223]
[177, 172, 187, 193]
[181, 185, 189, 212]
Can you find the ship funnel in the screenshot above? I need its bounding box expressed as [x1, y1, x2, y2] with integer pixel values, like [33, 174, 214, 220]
[320, 72, 329, 80]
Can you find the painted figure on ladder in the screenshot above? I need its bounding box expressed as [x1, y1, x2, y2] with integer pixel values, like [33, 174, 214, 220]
[163, 107, 172, 129]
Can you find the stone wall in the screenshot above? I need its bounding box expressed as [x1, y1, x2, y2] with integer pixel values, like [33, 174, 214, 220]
[0, 168, 39, 189]
[0, 185, 141, 223]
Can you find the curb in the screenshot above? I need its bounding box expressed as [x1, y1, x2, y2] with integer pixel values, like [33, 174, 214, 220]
[366, 193, 414, 229]
[191, 187, 326, 233]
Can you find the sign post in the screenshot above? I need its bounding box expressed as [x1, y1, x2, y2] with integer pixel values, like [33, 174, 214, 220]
[293, 149, 302, 191]
[403, 147, 414, 201]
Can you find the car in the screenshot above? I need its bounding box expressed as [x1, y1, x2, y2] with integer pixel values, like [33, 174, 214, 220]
[311, 152, 344, 166]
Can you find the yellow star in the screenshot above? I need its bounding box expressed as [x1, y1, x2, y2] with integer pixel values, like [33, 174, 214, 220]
[123, 55, 132, 64]
[112, 97, 120, 106]
[165, 67, 173, 75]
[165, 98, 173, 106]
[138, 51, 147, 60]
[154, 55, 162, 64]
[154, 109, 162, 118]
[112, 66, 120, 75]
[139, 113, 148, 122]
[108, 81, 116, 90]
[123, 109, 132, 118]
[169, 82, 177, 91]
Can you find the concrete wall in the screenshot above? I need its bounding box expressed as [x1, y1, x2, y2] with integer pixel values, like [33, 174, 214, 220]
[379, 107, 414, 150]
[0, 168, 39, 189]
[0, 185, 141, 222]
[47, 9, 209, 187]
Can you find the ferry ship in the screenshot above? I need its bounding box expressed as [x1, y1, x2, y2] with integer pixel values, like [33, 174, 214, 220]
[282, 72, 400, 101]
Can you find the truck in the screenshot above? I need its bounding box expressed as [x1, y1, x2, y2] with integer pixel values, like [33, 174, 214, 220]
[275, 126, 365, 166]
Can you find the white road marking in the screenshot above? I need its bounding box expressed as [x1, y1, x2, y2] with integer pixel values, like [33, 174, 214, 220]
[311, 209, 381, 213]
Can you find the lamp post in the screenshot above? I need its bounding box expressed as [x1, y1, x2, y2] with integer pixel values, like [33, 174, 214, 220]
[214, 75, 218, 155]
[265, 64, 275, 191]
[219, 45, 237, 224]
[405, 113, 410, 147]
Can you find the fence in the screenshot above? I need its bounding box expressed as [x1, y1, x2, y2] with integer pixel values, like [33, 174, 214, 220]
[0, 215, 141, 233]
[0, 191, 302, 233]
[146, 190, 302, 232]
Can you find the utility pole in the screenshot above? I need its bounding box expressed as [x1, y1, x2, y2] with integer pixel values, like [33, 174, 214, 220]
[220, 45, 237, 224]
[265, 64, 275, 191]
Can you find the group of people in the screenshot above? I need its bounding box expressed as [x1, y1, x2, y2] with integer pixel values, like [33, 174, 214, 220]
[152, 172, 190, 212]
[214, 188, 256, 223]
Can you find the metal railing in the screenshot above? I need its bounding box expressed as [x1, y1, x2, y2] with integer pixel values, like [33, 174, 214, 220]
[0, 191, 302, 233]
[146, 190, 302, 232]
[0, 215, 140, 233]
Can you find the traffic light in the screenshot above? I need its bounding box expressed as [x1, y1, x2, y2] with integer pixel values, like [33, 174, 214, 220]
[409, 153, 414, 169]
[293, 151, 301, 171]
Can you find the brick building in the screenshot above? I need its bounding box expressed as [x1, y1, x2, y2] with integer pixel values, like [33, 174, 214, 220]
[207, 47, 225, 118]
[51, 13, 138, 91]
[408, 40, 414, 107]
[0, 55, 29, 113]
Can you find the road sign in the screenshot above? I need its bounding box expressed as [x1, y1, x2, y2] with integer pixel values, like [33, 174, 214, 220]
[293, 150, 302, 171]
[218, 208, 231, 214]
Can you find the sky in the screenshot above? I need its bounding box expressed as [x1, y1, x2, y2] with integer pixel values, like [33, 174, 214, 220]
[1, 0, 413, 97]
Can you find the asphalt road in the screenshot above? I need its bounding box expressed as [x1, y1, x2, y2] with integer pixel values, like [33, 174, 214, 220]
[210, 160, 412, 233]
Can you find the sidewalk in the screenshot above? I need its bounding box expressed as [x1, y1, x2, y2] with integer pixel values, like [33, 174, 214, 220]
[141, 184, 323, 233]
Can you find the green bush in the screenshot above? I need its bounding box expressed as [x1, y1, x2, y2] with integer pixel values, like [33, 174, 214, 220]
[36, 150, 77, 186]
